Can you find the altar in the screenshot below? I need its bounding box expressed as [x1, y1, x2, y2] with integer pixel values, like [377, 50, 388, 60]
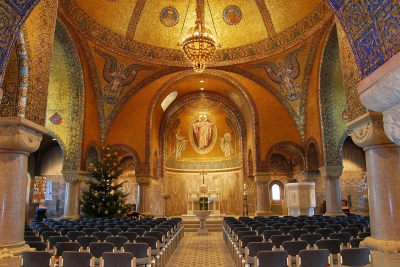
[186, 190, 221, 215]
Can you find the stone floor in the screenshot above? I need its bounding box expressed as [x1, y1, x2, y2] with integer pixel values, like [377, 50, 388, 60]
[166, 232, 235, 267]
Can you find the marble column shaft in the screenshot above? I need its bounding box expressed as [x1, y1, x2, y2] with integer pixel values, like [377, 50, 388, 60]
[319, 166, 344, 216]
[136, 174, 152, 214]
[0, 117, 46, 255]
[62, 170, 85, 219]
[253, 173, 272, 216]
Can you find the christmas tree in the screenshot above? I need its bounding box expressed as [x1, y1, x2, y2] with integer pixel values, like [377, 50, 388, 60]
[81, 145, 132, 218]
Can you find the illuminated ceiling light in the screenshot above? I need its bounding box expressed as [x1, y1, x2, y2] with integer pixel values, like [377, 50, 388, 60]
[200, 88, 204, 90]
[200, 80, 204, 83]
[180, 0, 217, 73]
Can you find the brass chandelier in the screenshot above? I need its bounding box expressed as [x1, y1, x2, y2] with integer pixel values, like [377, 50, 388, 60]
[181, 0, 217, 73]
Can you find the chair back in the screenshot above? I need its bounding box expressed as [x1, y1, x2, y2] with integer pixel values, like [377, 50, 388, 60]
[76, 236, 98, 250]
[25, 241, 47, 251]
[247, 242, 274, 257]
[302, 225, 320, 234]
[280, 226, 296, 235]
[55, 242, 81, 256]
[241, 235, 263, 248]
[82, 228, 97, 236]
[298, 249, 330, 267]
[88, 242, 115, 258]
[315, 228, 334, 239]
[41, 231, 60, 242]
[22, 251, 53, 267]
[270, 234, 293, 247]
[340, 247, 371, 266]
[92, 231, 112, 242]
[262, 230, 283, 241]
[257, 250, 288, 267]
[128, 228, 145, 236]
[105, 236, 128, 250]
[102, 252, 133, 267]
[67, 231, 86, 241]
[118, 232, 138, 243]
[281, 240, 308, 256]
[299, 233, 322, 247]
[288, 229, 308, 240]
[329, 232, 351, 246]
[47, 236, 70, 249]
[61, 251, 93, 267]
[255, 226, 273, 235]
[316, 239, 341, 254]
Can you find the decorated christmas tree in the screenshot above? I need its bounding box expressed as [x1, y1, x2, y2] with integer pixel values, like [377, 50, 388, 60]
[81, 145, 132, 218]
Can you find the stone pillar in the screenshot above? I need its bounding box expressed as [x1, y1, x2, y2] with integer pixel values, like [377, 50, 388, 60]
[319, 166, 344, 216]
[136, 174, 152, 214]
[253, 173, 272, 216]
[347, 111, 400, 264]
[0, 117, 46, 256]
[61, 170, 85, 220]
[354, 52, 400, 265]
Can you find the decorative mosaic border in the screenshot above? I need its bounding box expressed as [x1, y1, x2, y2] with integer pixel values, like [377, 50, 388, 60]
[146, 69, 260, 177]
[305, 137, 321, 171]
[54, 21, 85, 172]
[58, 0, 332, 67]
[0, 0, 40, 86]
[159, 91, 247, 177]
[326, 0, 400, 78]
[23, 0, 58, 126]
[318, 24, 351, 167]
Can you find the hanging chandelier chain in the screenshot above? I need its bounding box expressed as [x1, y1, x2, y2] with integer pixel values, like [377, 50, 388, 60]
[206, 0, 220, 48]
[177, 0, 191, 46]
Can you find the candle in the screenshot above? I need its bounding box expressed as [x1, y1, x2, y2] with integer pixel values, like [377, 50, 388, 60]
[244, 184, 247, 189]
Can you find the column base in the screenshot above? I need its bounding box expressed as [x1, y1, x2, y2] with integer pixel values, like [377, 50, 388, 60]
[323, 211, 345, 216]
[0, 242, 33, 256]
[0, 256, 20, 267]
[372, 250, 400, 267]
[255, 211, 273, 216]
[60, 214, 81, 220]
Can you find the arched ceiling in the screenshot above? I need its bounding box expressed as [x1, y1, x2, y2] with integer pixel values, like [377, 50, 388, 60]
[59, 0, 332, 66]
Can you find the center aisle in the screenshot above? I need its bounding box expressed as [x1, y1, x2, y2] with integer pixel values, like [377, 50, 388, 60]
[166, 232, 235, 267]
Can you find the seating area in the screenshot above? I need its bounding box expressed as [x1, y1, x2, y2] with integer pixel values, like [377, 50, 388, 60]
[223, 214, 372, 267]
[23, 216, 184, 267]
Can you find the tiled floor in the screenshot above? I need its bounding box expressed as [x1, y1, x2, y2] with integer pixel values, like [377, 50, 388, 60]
[166, 232, 235, 267]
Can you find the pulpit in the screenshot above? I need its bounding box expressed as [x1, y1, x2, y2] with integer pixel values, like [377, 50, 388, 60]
[285, 182, 316, 216]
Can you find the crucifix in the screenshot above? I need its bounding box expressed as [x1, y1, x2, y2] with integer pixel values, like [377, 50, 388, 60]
[200, 169, 207, 184]
[200, 198, 207, 210]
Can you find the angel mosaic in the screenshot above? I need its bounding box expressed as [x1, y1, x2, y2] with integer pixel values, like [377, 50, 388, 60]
[250, 43, 306, 101]
[93, 47, 154, 104]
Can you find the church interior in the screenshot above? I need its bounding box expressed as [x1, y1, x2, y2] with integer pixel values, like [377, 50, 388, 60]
[0, 0, 399, 266]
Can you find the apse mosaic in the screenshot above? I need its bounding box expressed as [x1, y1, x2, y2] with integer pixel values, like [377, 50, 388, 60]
[159, 7, 179, 27]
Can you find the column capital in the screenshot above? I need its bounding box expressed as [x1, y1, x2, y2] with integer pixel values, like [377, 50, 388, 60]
[0, 117, 47, 154]
[253, 172, 272, 183]
[136, 174, 152, 185]
[319, 166, 343, 178]
[62, 170, 86, 183]
[358, 52, 400, 146]
[347, 111, 393, 149]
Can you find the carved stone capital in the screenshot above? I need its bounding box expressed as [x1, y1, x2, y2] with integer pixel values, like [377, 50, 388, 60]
[253, 172, 272, 183]
[136, 174, 152, 185]
[62, 170, 86, 183]
[347, 111, 393, 148]
[358, 53, 400, 113]
[383, 103, 400, 145]
[0, 117, 46, 154]
[319, 166, 343, 178]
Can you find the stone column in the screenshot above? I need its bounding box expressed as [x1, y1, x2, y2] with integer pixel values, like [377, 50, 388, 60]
[354, 52, 400, 265]
[253, 173, 272, 216]
[319, 166, 344, 216]
[61, 170, 85, 220]
[347, 111, 400, 264]
[0, 117, 46, 256]
[136, 174, 152, 214]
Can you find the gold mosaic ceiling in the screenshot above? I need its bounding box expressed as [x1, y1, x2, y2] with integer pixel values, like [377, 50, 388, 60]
[65, 0, 329, 65]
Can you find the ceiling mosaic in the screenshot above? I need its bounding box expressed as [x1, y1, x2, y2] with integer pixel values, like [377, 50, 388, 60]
[58, 0, 332, 66]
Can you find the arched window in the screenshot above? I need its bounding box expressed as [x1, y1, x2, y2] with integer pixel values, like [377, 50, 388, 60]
[161, 91, 178, 111]
[271, 184, 281, 200]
